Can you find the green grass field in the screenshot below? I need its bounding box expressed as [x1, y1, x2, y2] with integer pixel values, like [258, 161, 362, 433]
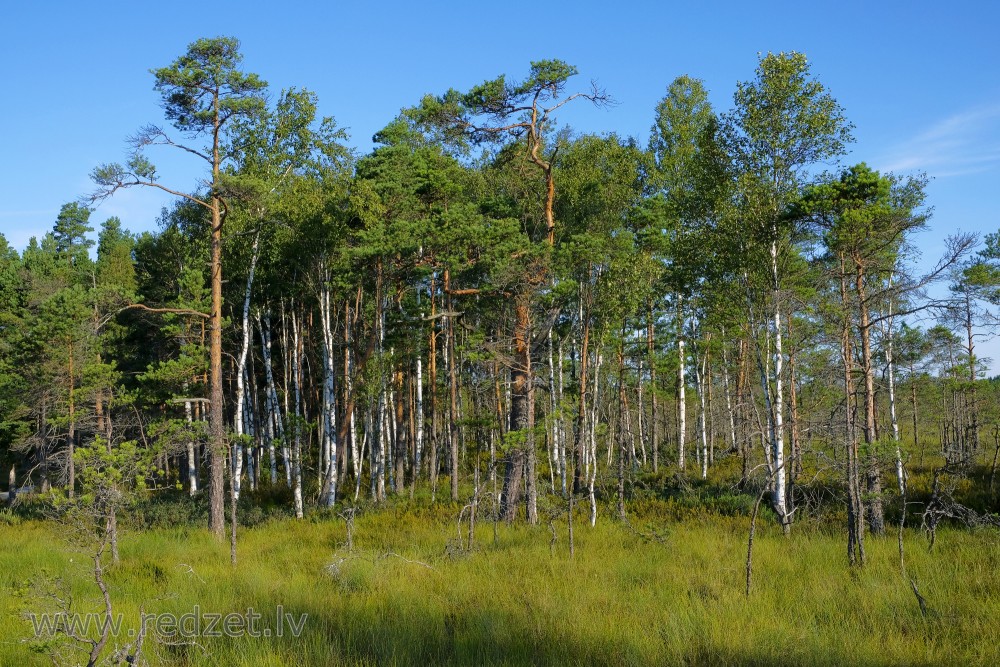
[2, 491, 999, 666]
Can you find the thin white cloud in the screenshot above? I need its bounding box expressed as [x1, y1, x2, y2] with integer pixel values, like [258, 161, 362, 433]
[879, 103, 1000, 177]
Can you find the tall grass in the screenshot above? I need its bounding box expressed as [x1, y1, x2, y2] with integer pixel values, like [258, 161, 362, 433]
[2, 496, 999, 666]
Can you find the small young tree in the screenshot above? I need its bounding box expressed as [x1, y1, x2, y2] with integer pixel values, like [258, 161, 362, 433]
[27, 437, 153, 666]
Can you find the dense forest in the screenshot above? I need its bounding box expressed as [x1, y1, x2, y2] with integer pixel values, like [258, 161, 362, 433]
[3, 40, 1000, 663]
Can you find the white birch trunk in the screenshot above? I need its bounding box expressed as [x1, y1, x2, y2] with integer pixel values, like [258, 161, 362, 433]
[261, 311, 286, 486]
[345, 302, 361, 496]
[291, 308, 304, 519]
[548, 329, 558, 493]
[589, 350, 603, 527]
[558, 338, 566, 496]
[759, 326, 775, 474]
[695, 345, 709, 480]
[415, 356, 424, 482]
[184, 384, 197, 496]
[243, 371, 257, 492]
[320, 276, 338, 507]
[885, 273, 904, 493]
[368, 406, 378, 500]
[387, 380, 396, 493]
[637, 358, 646, 467]
[232, 235, 259, 501]
[770, 235, 788, 530]
[278, 306, 293, 487]
[414, 259, 425, 484]
[378, 390, 388, 500]
[678, 329, 687, 471]
[721, 329, 738, 453]
[375, 299, 387, 501]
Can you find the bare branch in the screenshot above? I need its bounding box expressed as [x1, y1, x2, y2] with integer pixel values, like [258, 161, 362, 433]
[129, 124, 212, 163]
[421, 311, 464, 321]
[87, 167, 212, 212]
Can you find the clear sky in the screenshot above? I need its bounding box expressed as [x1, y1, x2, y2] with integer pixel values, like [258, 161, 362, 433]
[2, 1, 998, 361]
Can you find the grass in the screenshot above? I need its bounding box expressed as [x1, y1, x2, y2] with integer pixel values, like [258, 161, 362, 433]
[1, 489, 999, 666]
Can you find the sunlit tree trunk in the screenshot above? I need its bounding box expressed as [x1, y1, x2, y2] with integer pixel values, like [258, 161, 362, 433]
[429, 275, 439, 502]
[854, 254, 884, 534]
[67, 342, 75, 499]
[648, 302, 659, 473]
[884, 275, 904, 494]
[573, 287, 591, 495]
[840, 258, 866, 565]
[677, 296, 686, 472]
[770, 234, 789, 533]
[694, 342, 709, 480]
[279, 305, 295, 488]
[548, 329, 558, 493]
[257, 311, 282, 486]
[588, 348, 603, 527]
[501, 294, 531, 522]
[290, 307, 304, 519]
[232, 234, 259, 501]
[721, 329, 738, 455]
[319, 273, 338, 507]
[446, 271, 460, 503]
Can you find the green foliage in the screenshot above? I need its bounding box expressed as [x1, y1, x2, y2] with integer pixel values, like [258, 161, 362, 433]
[152, 36, 267, 135]
[727, 52, 854, 200]
[801, 162, 928, 265]
[74, 438, 153, 496]
[723, 50, 854, 286]
[51, 202, 94, 269]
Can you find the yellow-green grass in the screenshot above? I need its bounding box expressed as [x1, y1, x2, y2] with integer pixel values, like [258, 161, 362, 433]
[1, 503, 999, 666]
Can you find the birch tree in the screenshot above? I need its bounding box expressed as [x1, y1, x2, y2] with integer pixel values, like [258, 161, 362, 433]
[724, 52, 853, 532]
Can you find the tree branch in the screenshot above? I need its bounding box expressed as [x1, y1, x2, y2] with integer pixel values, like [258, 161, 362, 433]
[115, 303, 210, 320]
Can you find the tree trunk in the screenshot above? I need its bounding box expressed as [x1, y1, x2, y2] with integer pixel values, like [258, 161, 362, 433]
[207, 184, 226, 539]
[884, 276, 904, 494]
[648, 302, 658, 474]
[232, 233, 259, 501]
[501, 293, 532, 522]
[841, 257, 865, 565]
[694, 343, 709, 480]
[446, 271, 460, 503]
[557, 337, 567, 496]
[319, 275, 339, 507]
[770, 235, 789, 534]
[677, 296, 686, 472]
[963, 291, 979, 453]
[429, 275, 439, 501]
[258, 311, 283, 486]
[290, 308, 304, 519]
[589, 347, 604, 527]
[617, 322, 628, 520]
[394, 367, 407, 493]
[67, 342, 75, 499]
[787, 317, 802, 482]
[573, 292, 591, 495]
[548, 329, 558, 493]
[721, 330, 738, 456]
[854, 256, 884, 534]
[184, 385, 198, 495]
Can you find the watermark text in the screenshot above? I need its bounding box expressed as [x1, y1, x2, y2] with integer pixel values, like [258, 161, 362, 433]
[28, 605, 307, 639]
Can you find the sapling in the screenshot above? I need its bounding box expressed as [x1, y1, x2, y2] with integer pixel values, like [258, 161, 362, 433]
[25, 438, 153, 665]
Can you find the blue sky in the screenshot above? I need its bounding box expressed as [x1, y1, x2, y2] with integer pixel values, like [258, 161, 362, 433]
[2, 1, 998, 362]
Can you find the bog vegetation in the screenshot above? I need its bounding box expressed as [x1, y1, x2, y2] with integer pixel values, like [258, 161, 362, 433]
[1, 37, 999, 666]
